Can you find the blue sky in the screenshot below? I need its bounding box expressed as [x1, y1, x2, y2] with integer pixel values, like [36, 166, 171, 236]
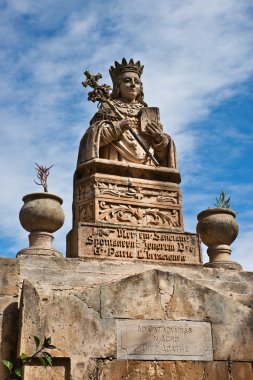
[0, 0, 253, 270]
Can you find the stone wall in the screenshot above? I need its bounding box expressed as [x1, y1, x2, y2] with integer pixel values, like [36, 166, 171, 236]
[0, 259, 19, 380]
[98, 360, 253, 379]
[0, 256, 252, 379]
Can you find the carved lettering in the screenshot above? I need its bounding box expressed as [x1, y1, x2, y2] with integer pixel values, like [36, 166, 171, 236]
[86, 235, 93, 244]
[117, 228, 136, 239]
[79, 223, 201, 264]
[117, 320, 213, 361]
[108, 247, 133, 258]
[145, 242, 175, 251]
[139, 232, 153, 239]
[137, 249, 145, 259]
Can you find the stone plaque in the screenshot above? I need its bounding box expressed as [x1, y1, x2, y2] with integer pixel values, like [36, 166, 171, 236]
[76, 222, 202, 264]
[117, 320, 213, 361]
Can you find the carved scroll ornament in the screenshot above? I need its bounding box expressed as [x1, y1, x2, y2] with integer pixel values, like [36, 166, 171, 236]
[98, 201, 180, 228]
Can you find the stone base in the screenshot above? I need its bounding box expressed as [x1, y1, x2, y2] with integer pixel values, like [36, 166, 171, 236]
[1, 256, 252, 380]
[97, 360, 253, 379]
[204, 260, 243, 271]
[17, 248, 63, 258]
[4, 256, 251, 380]
[67, 222, 202, 265]
[28, 231, 54, 249]
[73, 159, 184, 230]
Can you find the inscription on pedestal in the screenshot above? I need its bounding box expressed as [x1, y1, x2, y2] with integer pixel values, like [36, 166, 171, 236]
[77, 223, 202, 264]
[117, 320, 213, 361]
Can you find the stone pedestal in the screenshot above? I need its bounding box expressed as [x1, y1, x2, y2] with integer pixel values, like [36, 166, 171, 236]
[67, 159, 202, 265]
[18, 192, 64, 258]
[197, 208, 242, 270]
[72, 159, 183, 229]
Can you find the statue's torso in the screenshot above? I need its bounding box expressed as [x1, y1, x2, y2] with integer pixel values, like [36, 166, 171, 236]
[96, 99, 155, 165]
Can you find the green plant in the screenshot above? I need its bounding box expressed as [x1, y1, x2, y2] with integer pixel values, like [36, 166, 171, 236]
[2, 336, 57, 379]
[214, 190, 231, 208]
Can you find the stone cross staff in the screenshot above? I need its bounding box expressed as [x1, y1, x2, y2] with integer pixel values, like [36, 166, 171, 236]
[82, 70, 159, 166]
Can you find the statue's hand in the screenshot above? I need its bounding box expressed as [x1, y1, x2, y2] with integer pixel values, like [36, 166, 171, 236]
[118, 118, 132, 132]
[146, 122, 168, 144]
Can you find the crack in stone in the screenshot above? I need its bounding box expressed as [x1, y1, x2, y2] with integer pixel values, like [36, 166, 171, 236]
[155, 271, 163, 316]
[99, 285, 102, 319]
[73, 294, 100, 314]
[157, 271, 176, 319]
[202, 364, 206, 380]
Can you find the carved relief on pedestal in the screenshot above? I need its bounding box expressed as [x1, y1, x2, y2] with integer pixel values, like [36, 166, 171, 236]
[94, 180, 179, 205]
[98, 201, 181, 229]
[75, 182, 94, 201]
[78, 202, 94, 222]
[95, 182, 144, 200]
[73, 177, 184, 230]
[156, 194, 178, 204]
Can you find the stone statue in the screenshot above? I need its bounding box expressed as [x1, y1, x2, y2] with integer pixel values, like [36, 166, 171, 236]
[77, 59, 177, 168]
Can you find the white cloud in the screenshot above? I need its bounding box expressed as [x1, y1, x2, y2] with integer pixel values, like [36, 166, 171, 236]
[233, 223, 253, 271]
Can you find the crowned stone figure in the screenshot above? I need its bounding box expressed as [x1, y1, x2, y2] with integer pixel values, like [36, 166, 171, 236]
[77, 59, 178, 168]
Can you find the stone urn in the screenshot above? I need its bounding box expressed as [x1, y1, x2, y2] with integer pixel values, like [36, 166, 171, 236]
[18, 192, 65, 257]
[197, 208, 242, 270]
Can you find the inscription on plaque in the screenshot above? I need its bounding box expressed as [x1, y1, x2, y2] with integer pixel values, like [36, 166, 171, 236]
[117, 320, 213, 361]
[77, 223, 202, 264]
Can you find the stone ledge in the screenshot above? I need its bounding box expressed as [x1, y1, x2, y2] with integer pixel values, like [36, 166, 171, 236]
[76, 158, 181, 183]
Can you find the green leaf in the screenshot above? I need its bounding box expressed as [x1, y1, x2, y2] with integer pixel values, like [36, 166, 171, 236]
[214, 190, 231, 209]
[2, 360, 13, 372]
[46, 337, 51, 345]
[47, 344, 57, 349]
[39, 357, 47, 368]
[43, 336, 52, 348]
[20, 353, 28, 360]
[15, 368, 22, 377]
[34, 336, 40, 349]
[43, 352, 53, 366]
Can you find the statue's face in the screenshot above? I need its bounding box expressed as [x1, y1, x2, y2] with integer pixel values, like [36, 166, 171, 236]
[118, 72, 141, 102]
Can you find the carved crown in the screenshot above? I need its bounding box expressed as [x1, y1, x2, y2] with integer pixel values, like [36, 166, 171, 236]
[109, 58, 144, 83]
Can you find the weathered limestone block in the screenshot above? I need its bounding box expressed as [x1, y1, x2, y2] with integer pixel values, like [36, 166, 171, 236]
[98, 360, 205, 380]
[231, 362, 253, 380]
[157, 361, 204, 379]
[18, 279, 42, 356]
[0, 297, 19, 378]
[0, 258, 19, 380]
[204, 361, 229, 380]
[101, 271, 164, 319]
[42, 296, 115, 358]
[97, 360, 253, 379]
[0, 258, 19, 295]
[2, 256, 250, 379]
[23, 364, 66, 380]
[18, 282, 114, 357]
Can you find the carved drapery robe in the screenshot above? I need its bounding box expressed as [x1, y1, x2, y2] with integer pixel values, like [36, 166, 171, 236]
[77, 99, 177, 168]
